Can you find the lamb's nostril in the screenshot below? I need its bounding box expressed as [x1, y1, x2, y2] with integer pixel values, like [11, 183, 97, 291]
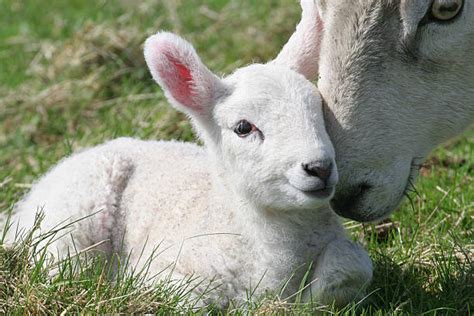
[302, 161, 333, 182]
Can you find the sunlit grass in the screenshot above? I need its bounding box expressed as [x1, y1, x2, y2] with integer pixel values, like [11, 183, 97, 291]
[0, 0, 472, 314]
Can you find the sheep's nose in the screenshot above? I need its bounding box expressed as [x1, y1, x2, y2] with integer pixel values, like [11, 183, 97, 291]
[302, 160, 333, 182]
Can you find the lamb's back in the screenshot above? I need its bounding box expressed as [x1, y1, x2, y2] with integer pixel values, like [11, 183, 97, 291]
[118, 137, 212, 239]
[8, 137, 211, 258]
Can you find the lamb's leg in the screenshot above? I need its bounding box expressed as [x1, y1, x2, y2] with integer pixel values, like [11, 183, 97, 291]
[305, 238, 373, 307]
[8, 152, 134, 260]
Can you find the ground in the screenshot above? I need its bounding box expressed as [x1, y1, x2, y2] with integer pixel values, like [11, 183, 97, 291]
[0, 0, 472, 314]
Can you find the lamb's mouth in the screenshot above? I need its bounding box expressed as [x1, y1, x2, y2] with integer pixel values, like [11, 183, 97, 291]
[301, 186, 335, 199]
[288, 178, 335, 200]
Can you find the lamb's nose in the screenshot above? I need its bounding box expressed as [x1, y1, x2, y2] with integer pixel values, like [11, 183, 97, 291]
[302, 160, 332, 182]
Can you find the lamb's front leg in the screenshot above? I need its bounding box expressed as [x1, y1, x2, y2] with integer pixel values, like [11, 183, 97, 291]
[305, 238, 373, 307]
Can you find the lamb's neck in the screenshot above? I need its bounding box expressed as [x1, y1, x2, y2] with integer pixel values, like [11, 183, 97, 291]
[239, 202, 332, 246]
[210, 174, 333, 252]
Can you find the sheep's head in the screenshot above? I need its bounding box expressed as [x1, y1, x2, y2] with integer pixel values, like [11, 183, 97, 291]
[144, 32, 336, 211]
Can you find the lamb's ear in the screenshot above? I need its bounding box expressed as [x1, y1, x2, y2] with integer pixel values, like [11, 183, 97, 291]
[144, 32, 224, 117]
[271, 0, 323, 80]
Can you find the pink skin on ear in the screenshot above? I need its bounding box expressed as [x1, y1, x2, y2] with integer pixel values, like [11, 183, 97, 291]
[161, 52, 199, 110]
[155, 47, 202, 112]
[145, 32, 224, 117]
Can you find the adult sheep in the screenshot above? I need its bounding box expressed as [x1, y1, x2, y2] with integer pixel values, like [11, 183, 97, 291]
[288, 0, 473, 222]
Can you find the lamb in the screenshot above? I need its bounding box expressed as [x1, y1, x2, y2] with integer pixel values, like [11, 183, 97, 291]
[7, 28, 372, 306]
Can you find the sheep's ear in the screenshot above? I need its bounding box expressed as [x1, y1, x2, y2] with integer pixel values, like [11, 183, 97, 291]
[144, 32, 224, 117]
[271, 0, 323, 80]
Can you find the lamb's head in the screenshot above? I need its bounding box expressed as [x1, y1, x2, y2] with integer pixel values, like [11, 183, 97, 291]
[144, 32, 336, 211]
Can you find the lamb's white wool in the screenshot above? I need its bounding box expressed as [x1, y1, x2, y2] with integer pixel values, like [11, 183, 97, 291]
[8, 26, 372, 306]
[289, 0, 474, 222]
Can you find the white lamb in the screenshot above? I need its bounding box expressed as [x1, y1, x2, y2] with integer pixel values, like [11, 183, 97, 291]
[7, 22, 372, 306]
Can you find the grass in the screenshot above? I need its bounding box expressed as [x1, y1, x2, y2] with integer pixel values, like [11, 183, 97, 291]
[0, 0, 472, 314]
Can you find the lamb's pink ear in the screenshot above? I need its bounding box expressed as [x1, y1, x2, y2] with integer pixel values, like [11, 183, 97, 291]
[271, 0, 323, 80]
[144, 32, 224, 117]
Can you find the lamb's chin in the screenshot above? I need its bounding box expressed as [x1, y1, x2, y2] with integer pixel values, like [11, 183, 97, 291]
[302, 187, 335, 200]
[278, 185, 333, 210]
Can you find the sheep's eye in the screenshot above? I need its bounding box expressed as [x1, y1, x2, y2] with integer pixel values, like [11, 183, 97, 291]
[234, 120, 254, 137]
[430, 0, 463, 21]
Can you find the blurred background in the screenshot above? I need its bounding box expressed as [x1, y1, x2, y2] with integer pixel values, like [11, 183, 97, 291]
[0, 0, 472, 313]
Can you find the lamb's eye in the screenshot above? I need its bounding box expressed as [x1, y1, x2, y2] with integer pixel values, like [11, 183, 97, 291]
[234, 120, 254, 137]
[431, 0, 463, 21]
